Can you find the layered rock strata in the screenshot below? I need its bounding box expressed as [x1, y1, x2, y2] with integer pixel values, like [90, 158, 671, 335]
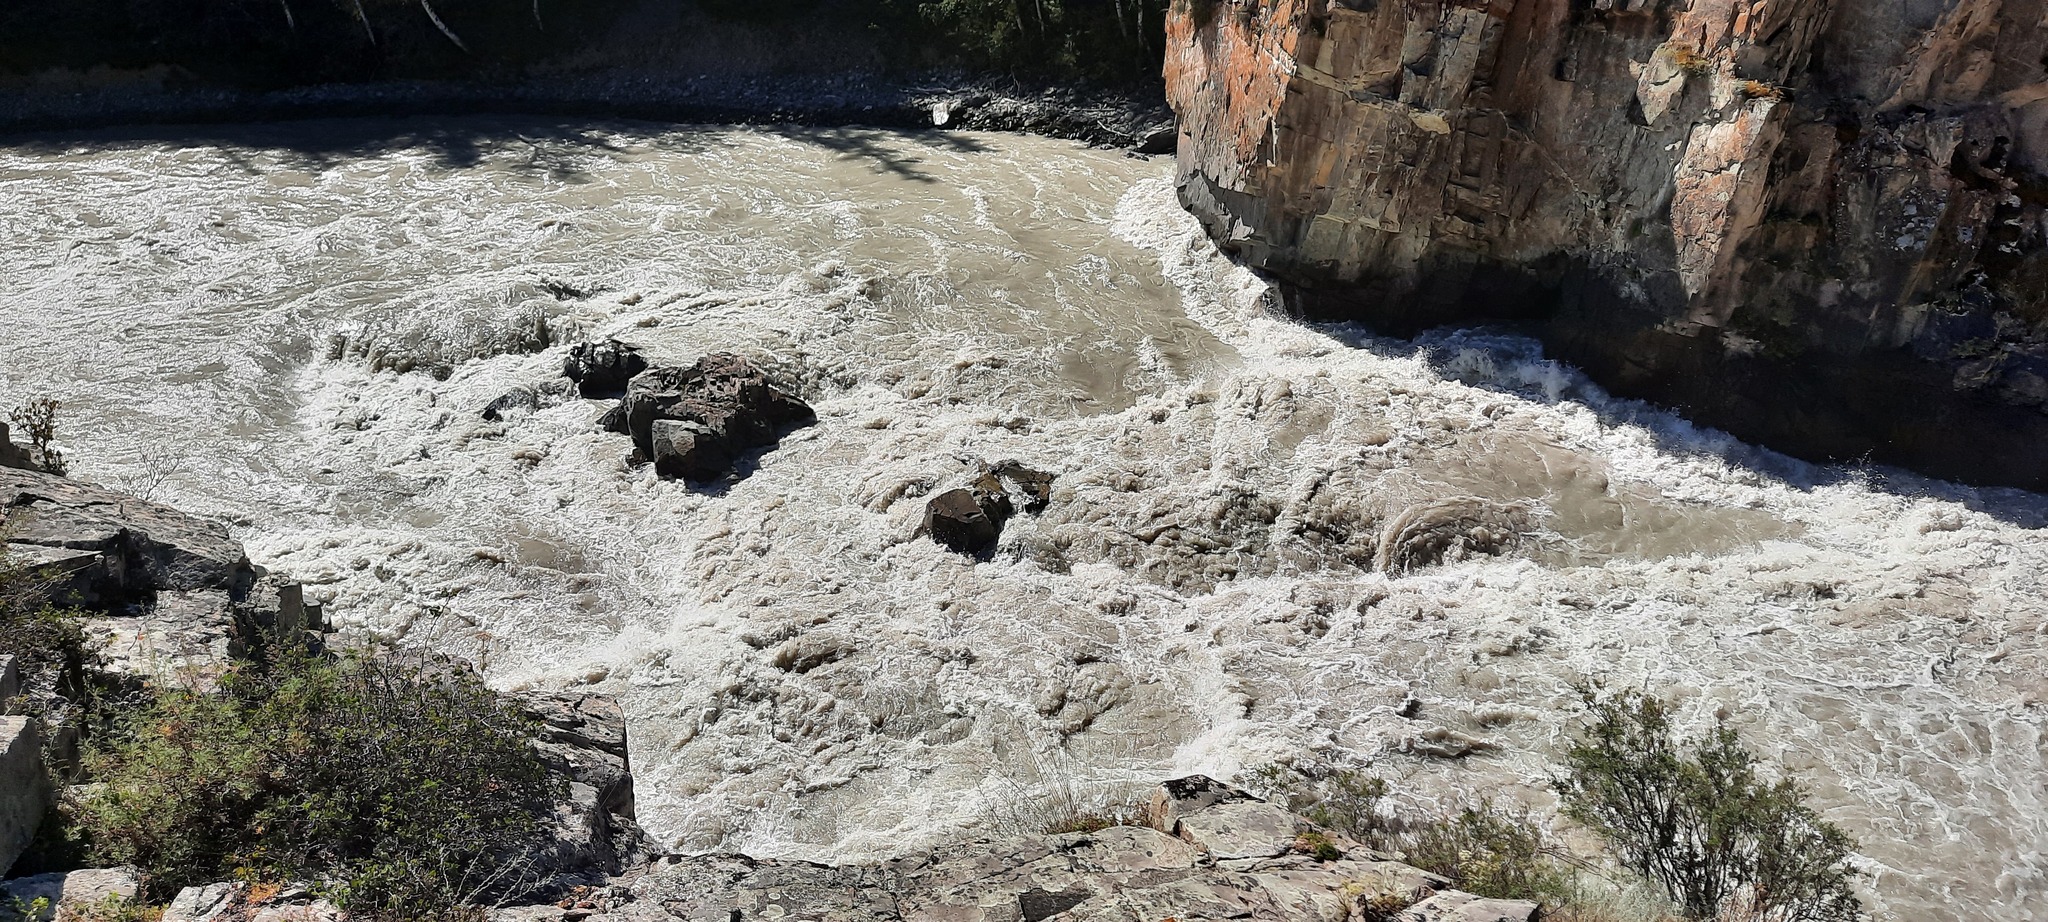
[1165, 0, 2048, 488]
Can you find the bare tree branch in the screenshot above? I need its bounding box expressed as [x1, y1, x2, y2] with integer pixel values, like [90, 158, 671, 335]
[417, 0, 471, 52]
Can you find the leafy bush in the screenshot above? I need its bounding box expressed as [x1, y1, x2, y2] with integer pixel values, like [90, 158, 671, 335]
[1403, 803, 1575, 904]
[0, 545, 92, 701]
[8, 397, 67, 476]
[1555, 689, 1864, 922]
[75, 646, 562, 920]
[1245, 766, 1573, 907]
[888, 0, 1170, 82]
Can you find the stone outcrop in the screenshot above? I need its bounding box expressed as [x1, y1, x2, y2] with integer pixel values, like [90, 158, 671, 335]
[602, 353, 815, 482]
[0, 867, 143, 921]
[488, 776, 1536, 922]
[1165, 0, 2048, 489]
[0, 424, 35, 474]
[0, 686, 50, 877]
[1, 466, 251, 605]
[1, 465, 325, 686]
[564, 340, 650, 399]
[516, 691, 654, 881]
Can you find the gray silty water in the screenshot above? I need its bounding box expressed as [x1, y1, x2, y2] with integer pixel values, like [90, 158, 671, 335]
[1, 117, 2044, 920]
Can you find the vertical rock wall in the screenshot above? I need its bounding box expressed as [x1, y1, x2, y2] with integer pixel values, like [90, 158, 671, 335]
[1165, 0, 2048, 489]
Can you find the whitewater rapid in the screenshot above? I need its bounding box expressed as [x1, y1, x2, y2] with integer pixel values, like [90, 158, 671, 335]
[0, 118, 2043, 920]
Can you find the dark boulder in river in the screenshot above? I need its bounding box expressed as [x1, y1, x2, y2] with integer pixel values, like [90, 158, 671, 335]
[922, 460, 1057, 558]
[923, 488, 1003, 557]
[606, 354, 814, 482]
[564, 340, 648, 398]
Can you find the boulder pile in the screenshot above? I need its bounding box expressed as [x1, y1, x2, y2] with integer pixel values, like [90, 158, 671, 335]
[598, 352, 815, 483]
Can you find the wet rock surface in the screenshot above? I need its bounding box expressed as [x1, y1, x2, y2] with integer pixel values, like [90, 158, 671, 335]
[605, 353, 815, 482]
[1165, 0, 2048, 489]
[564, 340, 649, 399]
[921, 461, 1058, 557]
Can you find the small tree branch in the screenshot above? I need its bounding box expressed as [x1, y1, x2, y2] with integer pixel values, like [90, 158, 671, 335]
[418, 0, 471, 52]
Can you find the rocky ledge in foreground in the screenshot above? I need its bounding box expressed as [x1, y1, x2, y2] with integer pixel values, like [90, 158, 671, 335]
[0, 455, 649, 902]
[491, 776, 1534, 922]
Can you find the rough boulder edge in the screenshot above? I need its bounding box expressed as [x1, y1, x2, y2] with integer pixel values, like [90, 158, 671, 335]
[921, 460, 1058, 558]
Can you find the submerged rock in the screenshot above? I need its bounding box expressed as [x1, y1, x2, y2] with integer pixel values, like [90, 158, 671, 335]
[608, 354, 814, 482]
[923, 488, 1002, 556]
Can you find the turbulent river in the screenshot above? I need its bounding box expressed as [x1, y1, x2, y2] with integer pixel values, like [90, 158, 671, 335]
[2, 117, 2045, 920]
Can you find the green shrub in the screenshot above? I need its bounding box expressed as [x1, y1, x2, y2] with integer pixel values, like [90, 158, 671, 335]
[885, 0, 1170, 82]
[8, 397, 67, 476]
[0, 545, 93, 702]
[76, 646, 562, 920]
[1401, 803, 1574, 904]
[1245, 765, 1572, 907]
[1555, 689, 1864, 922]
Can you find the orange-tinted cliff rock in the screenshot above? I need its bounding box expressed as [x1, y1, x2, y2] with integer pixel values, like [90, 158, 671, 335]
[1166, 0, 2048, 489]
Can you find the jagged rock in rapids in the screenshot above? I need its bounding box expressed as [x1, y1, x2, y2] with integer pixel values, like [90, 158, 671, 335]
[604, 353, 814, 482]
[563, 339, 648, 399]
[921, 460, 1057, 557]
[1165, 0, 2048, 489]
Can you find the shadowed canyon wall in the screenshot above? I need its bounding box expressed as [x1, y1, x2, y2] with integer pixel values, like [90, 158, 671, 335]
[1165, 0, 2048, 489]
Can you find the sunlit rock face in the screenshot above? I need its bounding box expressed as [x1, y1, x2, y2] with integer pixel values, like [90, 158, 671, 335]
[1164, 0, 2048, 490]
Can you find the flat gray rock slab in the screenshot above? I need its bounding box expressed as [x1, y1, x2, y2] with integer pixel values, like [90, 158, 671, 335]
[248, 901, 342, 922]
[0, 465, 249, 596]
[0, 867, 143, 921]
[1173, 800, 1300, 860]
[1398, 890, 1541, 922]
[0, 716, 51, 877]
[161, 882, 237, 922]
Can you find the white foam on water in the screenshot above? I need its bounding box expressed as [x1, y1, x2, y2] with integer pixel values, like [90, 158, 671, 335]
[2, 121, 2044, 920]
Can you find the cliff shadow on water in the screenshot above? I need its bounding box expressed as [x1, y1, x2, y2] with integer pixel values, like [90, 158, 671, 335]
[1278, 260, 2048, 525]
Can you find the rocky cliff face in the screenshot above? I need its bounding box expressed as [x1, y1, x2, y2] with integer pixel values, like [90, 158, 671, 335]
[1165, 0, 2048, 489]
